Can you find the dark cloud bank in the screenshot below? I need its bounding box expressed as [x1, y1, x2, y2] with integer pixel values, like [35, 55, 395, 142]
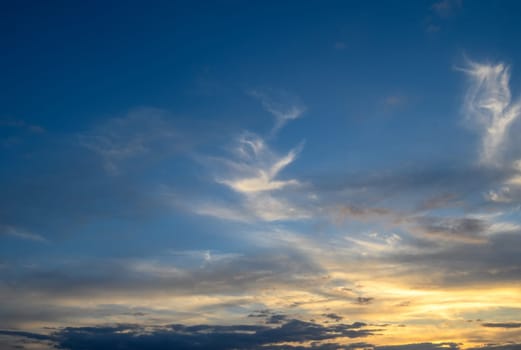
[0, 319, 374, 350]
[1, 320, 521, 350]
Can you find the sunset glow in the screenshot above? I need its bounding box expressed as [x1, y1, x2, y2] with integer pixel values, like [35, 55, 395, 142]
[1, 1, 521, 349]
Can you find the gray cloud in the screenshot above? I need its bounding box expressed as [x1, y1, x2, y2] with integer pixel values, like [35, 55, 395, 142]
[386, 231, 521, 286]
[410, 216, 490, 243]
[0, 248, 324, 328]
[378, 343, 459, 350]
[482, 322, 521, 329]
[4, 324, 521, 350]
[323, 313, 343, 322]
[0, 319, 376, 350]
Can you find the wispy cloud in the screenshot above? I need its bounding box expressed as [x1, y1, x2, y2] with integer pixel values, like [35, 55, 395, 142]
[218, 133, 302, 194]
[460, 60, 521, 166]
[425, 0, 462, 33]
[201, 132, 309, 222]
[249, 90, 305, 135]
[0, 225, 47, 242]
[0, 118, 45, 134]
[431, 0, 462, 18]
[334, 41, 347, 50]
[79, 108, 180, 175]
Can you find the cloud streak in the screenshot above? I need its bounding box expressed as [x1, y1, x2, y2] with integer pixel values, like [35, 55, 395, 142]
[0, 225, 48, 242]
[249, 90, 305, 135]
[218, 133, 302, 194]
[461, 60, 521, 166]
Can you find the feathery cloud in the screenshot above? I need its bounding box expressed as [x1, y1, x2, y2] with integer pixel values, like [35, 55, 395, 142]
[460, 61, 521, 166]
[218, 133, 302, 194]
[0, 225, 47, 242]
[249, 90, 305, 135]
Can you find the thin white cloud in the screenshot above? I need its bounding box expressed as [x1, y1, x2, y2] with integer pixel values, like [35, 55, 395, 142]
[244, 192, 310, 221]
[0, 225, 47, 243]
[218, 133, 303, 194]
[188, 131, 309, 222]
[192, 202, 252, 223]
[249, 90, 305, 135]
[431, 0, 462, 18]
[461, 60, 521, 165]
[79, 108, 179, 175]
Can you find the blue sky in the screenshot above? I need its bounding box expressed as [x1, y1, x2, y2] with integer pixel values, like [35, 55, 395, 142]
[2, 1, 521, 349]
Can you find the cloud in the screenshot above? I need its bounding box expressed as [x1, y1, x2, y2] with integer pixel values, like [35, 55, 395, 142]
[482, 322, 521, 328]
[0, 118, 45, 134]
[0, 319, 375, 350]
[334, 42, 347, 50]
[378, 343, 460, 350]
[334, 205, 394, 223]
[323, 313, 343, 322]
[8, 324, 521, 350]
[355, 297, 374, 305]
[426, 24, 441, 33]
[410, 216, 491, 244]
[424, 0, 462, 33]
[417, 193, 458, 211]
[468, 345, 521, 350]
[431, 0, 462, 18]
[218, 133, 302, 194]
[383, 95, 406, 107]
[387, 230, 521, 286]
[79, 108, 182, 175]
[0, 225, 48, 242]
[0, 247, 325, 328]
[192, 132, 309, 222]
[460, 60, 521, 166]
[249, 90, 305, 135]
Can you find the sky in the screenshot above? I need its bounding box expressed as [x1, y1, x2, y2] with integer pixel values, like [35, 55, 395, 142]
[2, 1, 521, 349]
